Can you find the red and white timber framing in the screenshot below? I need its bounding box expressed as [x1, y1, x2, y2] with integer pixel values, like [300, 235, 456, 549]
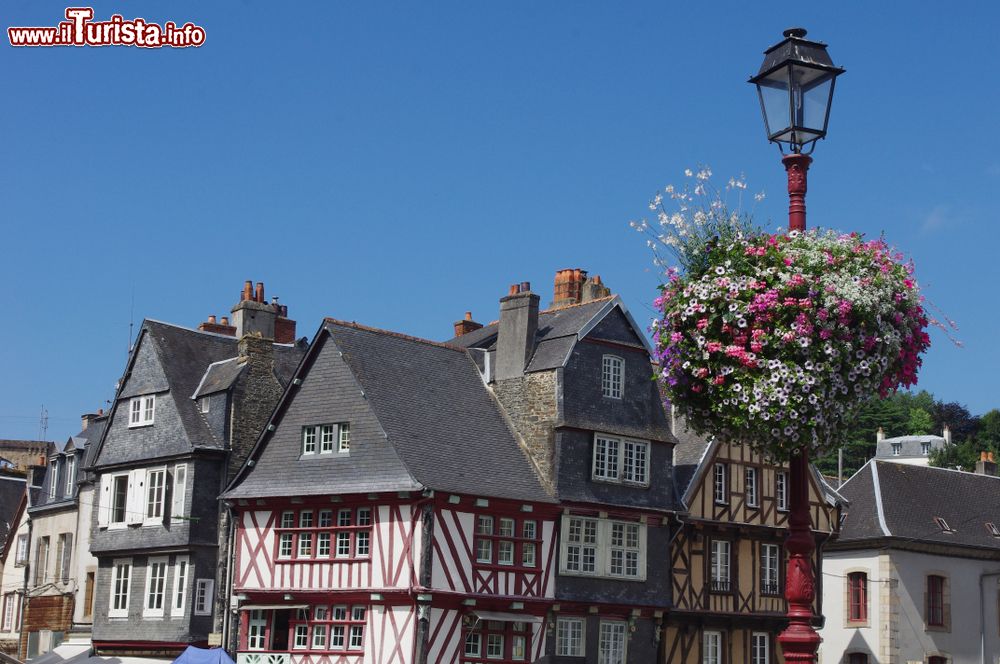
[232, 492, 560, 663]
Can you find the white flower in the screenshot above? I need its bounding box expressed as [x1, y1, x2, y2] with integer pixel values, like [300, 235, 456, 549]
[684, 168, 693, 177]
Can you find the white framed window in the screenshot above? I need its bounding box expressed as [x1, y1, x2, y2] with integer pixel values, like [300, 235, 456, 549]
[922, 441, 931, 455]
[560, 516, 646, 580]
[336, 532, 351, 558]
[145, 468, 166, 524]
[128, 395, 155, 427]
[279, 533, 293, 559]
[349, 606, 365, 649]
[193, 578, 213, 616]
[593, 434, 649, 486]
[171, 463, 187, 520]
[15, 534, 28, 566]
[173, 556, 189, 613]
[776, 471, 788, 511]
[703, 630, 722, 664]
[598, 620, 627, 664]
[144, 556, 168, 617]
[49, 460, 58, 498]
[312, 624, 328, 649]
[891, 442, 901, 456]
[556, 617, 585, 656]
[745, 466, 759, 507]
[2, 592, 18, 632]
[760, 543, 780, 595]
[248, 609, 267, 650]
[107, 473, 130, 526]
[752, 631, 770, 664]
[64, 454, 76, 496]
[293, 624, 309, 649]
[710, 540, 731, 592]
[464, 632, 482, 657]
[199, 397, 210, 414]
[109, 558, 132, 618]
[601, 355, 624, 399]
[713, 463, 727, 504]
[303, 423, 351, 456]
[487, 632, 504, 659]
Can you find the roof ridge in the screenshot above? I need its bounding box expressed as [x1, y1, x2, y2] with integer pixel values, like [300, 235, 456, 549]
[479, 295, 619, 328]
[875, 458, 1000, 480]
[324, 318, 465, 352]
[144, 318, 240, 340]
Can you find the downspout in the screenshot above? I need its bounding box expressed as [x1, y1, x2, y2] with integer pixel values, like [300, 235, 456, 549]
[980, 570, 1000, 664]
[658, 511, 687, 663]
[222, 502, 238, 654]
[20, 512, 32, 661]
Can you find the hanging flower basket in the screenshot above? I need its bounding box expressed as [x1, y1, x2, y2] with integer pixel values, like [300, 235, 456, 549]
[643, 171, 930, 461]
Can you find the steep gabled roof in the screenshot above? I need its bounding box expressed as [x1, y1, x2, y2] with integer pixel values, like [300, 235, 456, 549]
[0, 474, 27, 551]
[228, 320, 553, 504]
[447, 296, 652, 372]
[93, 320, 305, 467]
[836, 460, 1000, 553]
[33, 416, 107, 510]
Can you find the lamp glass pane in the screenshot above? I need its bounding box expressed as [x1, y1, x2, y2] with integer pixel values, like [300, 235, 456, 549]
[794, 70, 834, 135]
[757, 67, 791, 140]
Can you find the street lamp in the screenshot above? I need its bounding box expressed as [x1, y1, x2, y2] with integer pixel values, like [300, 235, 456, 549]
[749, 28, 844, 664]
[750, 27, 844, 231]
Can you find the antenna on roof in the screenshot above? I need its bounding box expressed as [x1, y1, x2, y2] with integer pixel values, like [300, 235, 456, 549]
[38, 405, 48, 441]
[126, 282, 135, 361]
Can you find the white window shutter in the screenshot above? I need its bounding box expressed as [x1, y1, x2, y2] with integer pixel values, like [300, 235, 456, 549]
[172, 464, 187, 520]
[126, 469, 146, 525]
[97, 474, 111, 527]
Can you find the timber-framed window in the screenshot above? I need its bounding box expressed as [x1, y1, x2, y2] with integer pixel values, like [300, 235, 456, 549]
[592, 434, 649, 486]
[287, 604, 367, 653]
[713, 463, 728, 504]
[275, 506, 373, 562]
[776, 471, 788, 512]
[745, 466, 759, 508]
[702, 630, 722, 664]
[709, 539, 731, 593]
[463, 619, 531, 662]
[556, 617, 585, 657]
[560, 516, 646, 581]
[301, 423, 351, 456]
[760, 543, 781, 595]
[751, 632, 770, 664]
[473, 515, 540, 570]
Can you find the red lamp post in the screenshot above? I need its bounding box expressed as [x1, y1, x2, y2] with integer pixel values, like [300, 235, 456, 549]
[749, 28, 845, 664]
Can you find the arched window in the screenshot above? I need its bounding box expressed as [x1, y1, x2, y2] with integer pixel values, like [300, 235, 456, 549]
[847, 572, 867, 623]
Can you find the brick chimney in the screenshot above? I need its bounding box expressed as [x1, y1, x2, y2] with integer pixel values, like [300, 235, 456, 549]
[495, 282, 539, 381]
[551, 268, 611, 309]
[454, 311, 483, 337]
[976, 451, 997, 476]
[80, 408, 104, 431]
[198, 313, 237, 337]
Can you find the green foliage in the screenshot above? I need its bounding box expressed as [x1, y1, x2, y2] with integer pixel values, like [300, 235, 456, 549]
[907, 407, 933, 435]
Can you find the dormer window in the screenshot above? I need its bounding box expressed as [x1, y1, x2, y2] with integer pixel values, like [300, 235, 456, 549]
[49, 460, 58, 499]
[129, 395, 155, 427]
[921, 442, 930, 455]
[601, 355, 624, 399]
[933, 517, 953, 533]
[302, 423, 351, 456]
[891, 442, 901, 456]
[64, 454, 76, 496]
[987, 523, 1000, 538]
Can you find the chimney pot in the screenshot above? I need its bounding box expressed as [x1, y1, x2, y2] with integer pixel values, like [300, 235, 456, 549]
[255, 282, 265, 303]
[243, 280, 253, 302]
[98, 408, 103, 416]
[991, 452, 996, 463]
[221, 316, 230, 326]
[593, 275, 602, 285]
[509, 284, 519, 296]
[208, 315, 217, 324]
[464, 311, 473, 321]
[982, 451, 989, 462]
[520, 281, 531, 292]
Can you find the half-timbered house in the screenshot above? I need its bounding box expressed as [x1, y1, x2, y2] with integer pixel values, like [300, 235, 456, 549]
[224, 318, 558, 664]
[87, 282, 305, 655]
[664, 422, 843, 664]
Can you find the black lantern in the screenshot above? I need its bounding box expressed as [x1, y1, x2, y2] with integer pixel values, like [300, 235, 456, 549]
[750, 28, 844, 153]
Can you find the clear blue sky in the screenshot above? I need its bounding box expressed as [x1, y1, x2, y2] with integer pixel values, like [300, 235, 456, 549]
[2, 1, 997, 441]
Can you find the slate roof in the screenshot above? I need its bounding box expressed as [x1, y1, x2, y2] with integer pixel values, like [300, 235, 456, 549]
[670, 415, 714, 502]
[875, 434, 945, 460]
[0, 474, 27, 550]
[836, 460, 1000, 552]
[95, 320, 306, 466]
[192, 358, 244, 398]
[228, 320, 553, 504]
[447, 297, 623, 372]
[32, 416, 107, 510]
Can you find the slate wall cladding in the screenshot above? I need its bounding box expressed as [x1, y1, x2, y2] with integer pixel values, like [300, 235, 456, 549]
[538, 614, 659, 663]
[553, 521, 671, 607]
[92, 549, 215, 644]
[117, 335, 170, 399]
[492, 370, 560, 494]
[232, 335, 416, 498]
[201, 392, 229, 444]
[99, 387, 189, 467]
[555, 430, 673, 508]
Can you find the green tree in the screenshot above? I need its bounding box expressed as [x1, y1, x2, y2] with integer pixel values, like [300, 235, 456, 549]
[979, 409, 1000, 448]
[908, 408, 933, 435]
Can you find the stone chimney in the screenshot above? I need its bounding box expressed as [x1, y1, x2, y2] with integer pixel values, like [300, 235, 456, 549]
[976, 451, 997, 476]
[453, 311, 483, 337]
[551, 268, 611, 309]
[876, 427, 885, 443]
[232, 281, 276, 340]
[80, 408, 104, 431]
[495, 282, 540, 381]
[943, 424, 952, 445]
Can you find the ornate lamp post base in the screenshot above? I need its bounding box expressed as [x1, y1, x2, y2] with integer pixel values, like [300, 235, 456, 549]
[777, 448, 820, 662]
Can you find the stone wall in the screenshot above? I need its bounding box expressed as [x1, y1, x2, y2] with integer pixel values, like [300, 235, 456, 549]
[491, 370, 560, 494]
